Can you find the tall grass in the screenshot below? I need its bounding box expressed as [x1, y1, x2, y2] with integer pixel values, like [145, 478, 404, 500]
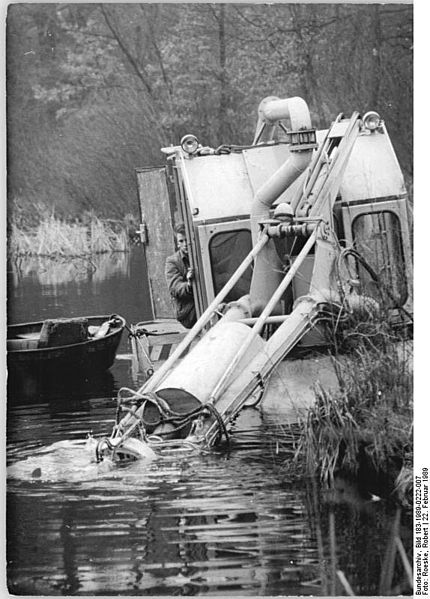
[8, 207, 132, 257]
[291, 305, 413, 503]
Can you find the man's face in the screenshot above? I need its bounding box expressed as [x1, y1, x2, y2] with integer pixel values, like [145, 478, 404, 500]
[177, 232, 188, 256]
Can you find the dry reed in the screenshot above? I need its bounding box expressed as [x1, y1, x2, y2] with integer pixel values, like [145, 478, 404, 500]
[8, 212, 130, 257]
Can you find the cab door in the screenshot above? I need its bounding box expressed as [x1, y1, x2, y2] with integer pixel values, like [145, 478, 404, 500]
[135, 166, 177, 319]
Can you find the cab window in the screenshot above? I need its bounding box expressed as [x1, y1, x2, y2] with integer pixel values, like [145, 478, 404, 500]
[352, 211, 407, 306]
[209, 230, 252, 302]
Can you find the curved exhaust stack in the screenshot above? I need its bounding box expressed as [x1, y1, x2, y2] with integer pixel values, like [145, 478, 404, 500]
[249, 96, 314, 315]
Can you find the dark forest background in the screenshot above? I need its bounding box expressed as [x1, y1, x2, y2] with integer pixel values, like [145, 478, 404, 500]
[6, 3, 413, 221]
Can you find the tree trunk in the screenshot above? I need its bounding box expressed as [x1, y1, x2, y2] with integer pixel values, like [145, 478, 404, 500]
[370, 4, 382, 109]
[217, 4, 228, 144]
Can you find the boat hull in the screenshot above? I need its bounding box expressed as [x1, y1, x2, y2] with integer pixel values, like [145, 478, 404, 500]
[7, 315, 125, 383]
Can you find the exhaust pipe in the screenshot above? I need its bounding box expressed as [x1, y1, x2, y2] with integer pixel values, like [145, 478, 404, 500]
[250, 96, 314, 315]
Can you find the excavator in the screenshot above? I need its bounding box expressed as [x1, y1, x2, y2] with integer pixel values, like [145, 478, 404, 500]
[94, 95, 413, 463]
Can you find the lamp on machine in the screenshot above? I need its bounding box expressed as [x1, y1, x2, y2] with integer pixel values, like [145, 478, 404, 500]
[181, 134, 199, 155]
[362, 111, 382, 132]
[274, 202, 294, 222]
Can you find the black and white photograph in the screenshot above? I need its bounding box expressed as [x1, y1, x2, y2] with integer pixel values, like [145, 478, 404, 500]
[5, 1, 418, 596]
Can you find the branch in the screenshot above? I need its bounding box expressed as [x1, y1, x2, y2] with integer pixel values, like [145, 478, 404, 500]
[232, 6, 271, 29]
[138, 4, 173, 97]
[99, 4, 153, 96]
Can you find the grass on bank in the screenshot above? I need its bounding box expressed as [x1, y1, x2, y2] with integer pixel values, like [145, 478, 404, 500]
[8, 204, 137, 257]
[290, 304, 413, 504]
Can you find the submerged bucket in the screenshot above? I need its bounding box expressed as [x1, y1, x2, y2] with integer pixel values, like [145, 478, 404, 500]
[142, 388, 202, 439]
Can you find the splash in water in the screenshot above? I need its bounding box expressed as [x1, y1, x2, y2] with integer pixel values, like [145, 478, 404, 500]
[7, 438, 114, 483]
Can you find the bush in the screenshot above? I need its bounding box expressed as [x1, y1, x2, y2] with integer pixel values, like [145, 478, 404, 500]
[292, 307, 412, 503]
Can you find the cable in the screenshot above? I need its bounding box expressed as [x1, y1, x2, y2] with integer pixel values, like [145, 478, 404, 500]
[203, 403, 230, 447]
[244, 372, 266, 408]
[338, 248, 413, 323]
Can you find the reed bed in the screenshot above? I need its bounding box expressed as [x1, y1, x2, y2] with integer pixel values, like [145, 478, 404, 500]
[8, 213, 130, 257]
[291, 308, 413, 504]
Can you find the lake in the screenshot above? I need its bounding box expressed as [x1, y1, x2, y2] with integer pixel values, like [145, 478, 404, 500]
[6, 248, 412, 596]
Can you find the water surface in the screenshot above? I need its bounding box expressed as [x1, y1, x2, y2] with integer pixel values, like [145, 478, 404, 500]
[6, 249, 413, 595]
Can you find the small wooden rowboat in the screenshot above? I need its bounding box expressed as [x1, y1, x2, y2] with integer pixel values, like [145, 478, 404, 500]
[7, 314, 126, 379]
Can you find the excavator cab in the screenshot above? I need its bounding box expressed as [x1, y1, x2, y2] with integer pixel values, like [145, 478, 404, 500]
[136, 108, 412, 330]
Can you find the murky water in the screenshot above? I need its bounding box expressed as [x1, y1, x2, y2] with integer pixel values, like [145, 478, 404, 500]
[6, 249, 413, 596]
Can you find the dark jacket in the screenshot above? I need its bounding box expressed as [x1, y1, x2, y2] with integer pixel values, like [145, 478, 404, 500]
[165, 250, 197, 329]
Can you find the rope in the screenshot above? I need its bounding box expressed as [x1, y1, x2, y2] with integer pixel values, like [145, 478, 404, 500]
[123, 322, 136, 338]
[113, 386, 231, 447]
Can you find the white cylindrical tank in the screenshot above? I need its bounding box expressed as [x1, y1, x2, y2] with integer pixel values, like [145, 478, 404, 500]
[156, 321, 265, 404]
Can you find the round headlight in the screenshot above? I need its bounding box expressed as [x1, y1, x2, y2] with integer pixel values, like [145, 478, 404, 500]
[180, 134, 199, 155]
[363, 111, 381, 131]
[274, 202, 294, 221]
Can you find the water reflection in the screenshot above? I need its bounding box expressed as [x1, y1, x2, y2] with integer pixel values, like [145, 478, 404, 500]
[7, 405, 412, 596]
[7, 415, 320, 595]
[7, 247, 152, 329]
[7, 368, 116, 405]
[9, 252, 131, 287]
